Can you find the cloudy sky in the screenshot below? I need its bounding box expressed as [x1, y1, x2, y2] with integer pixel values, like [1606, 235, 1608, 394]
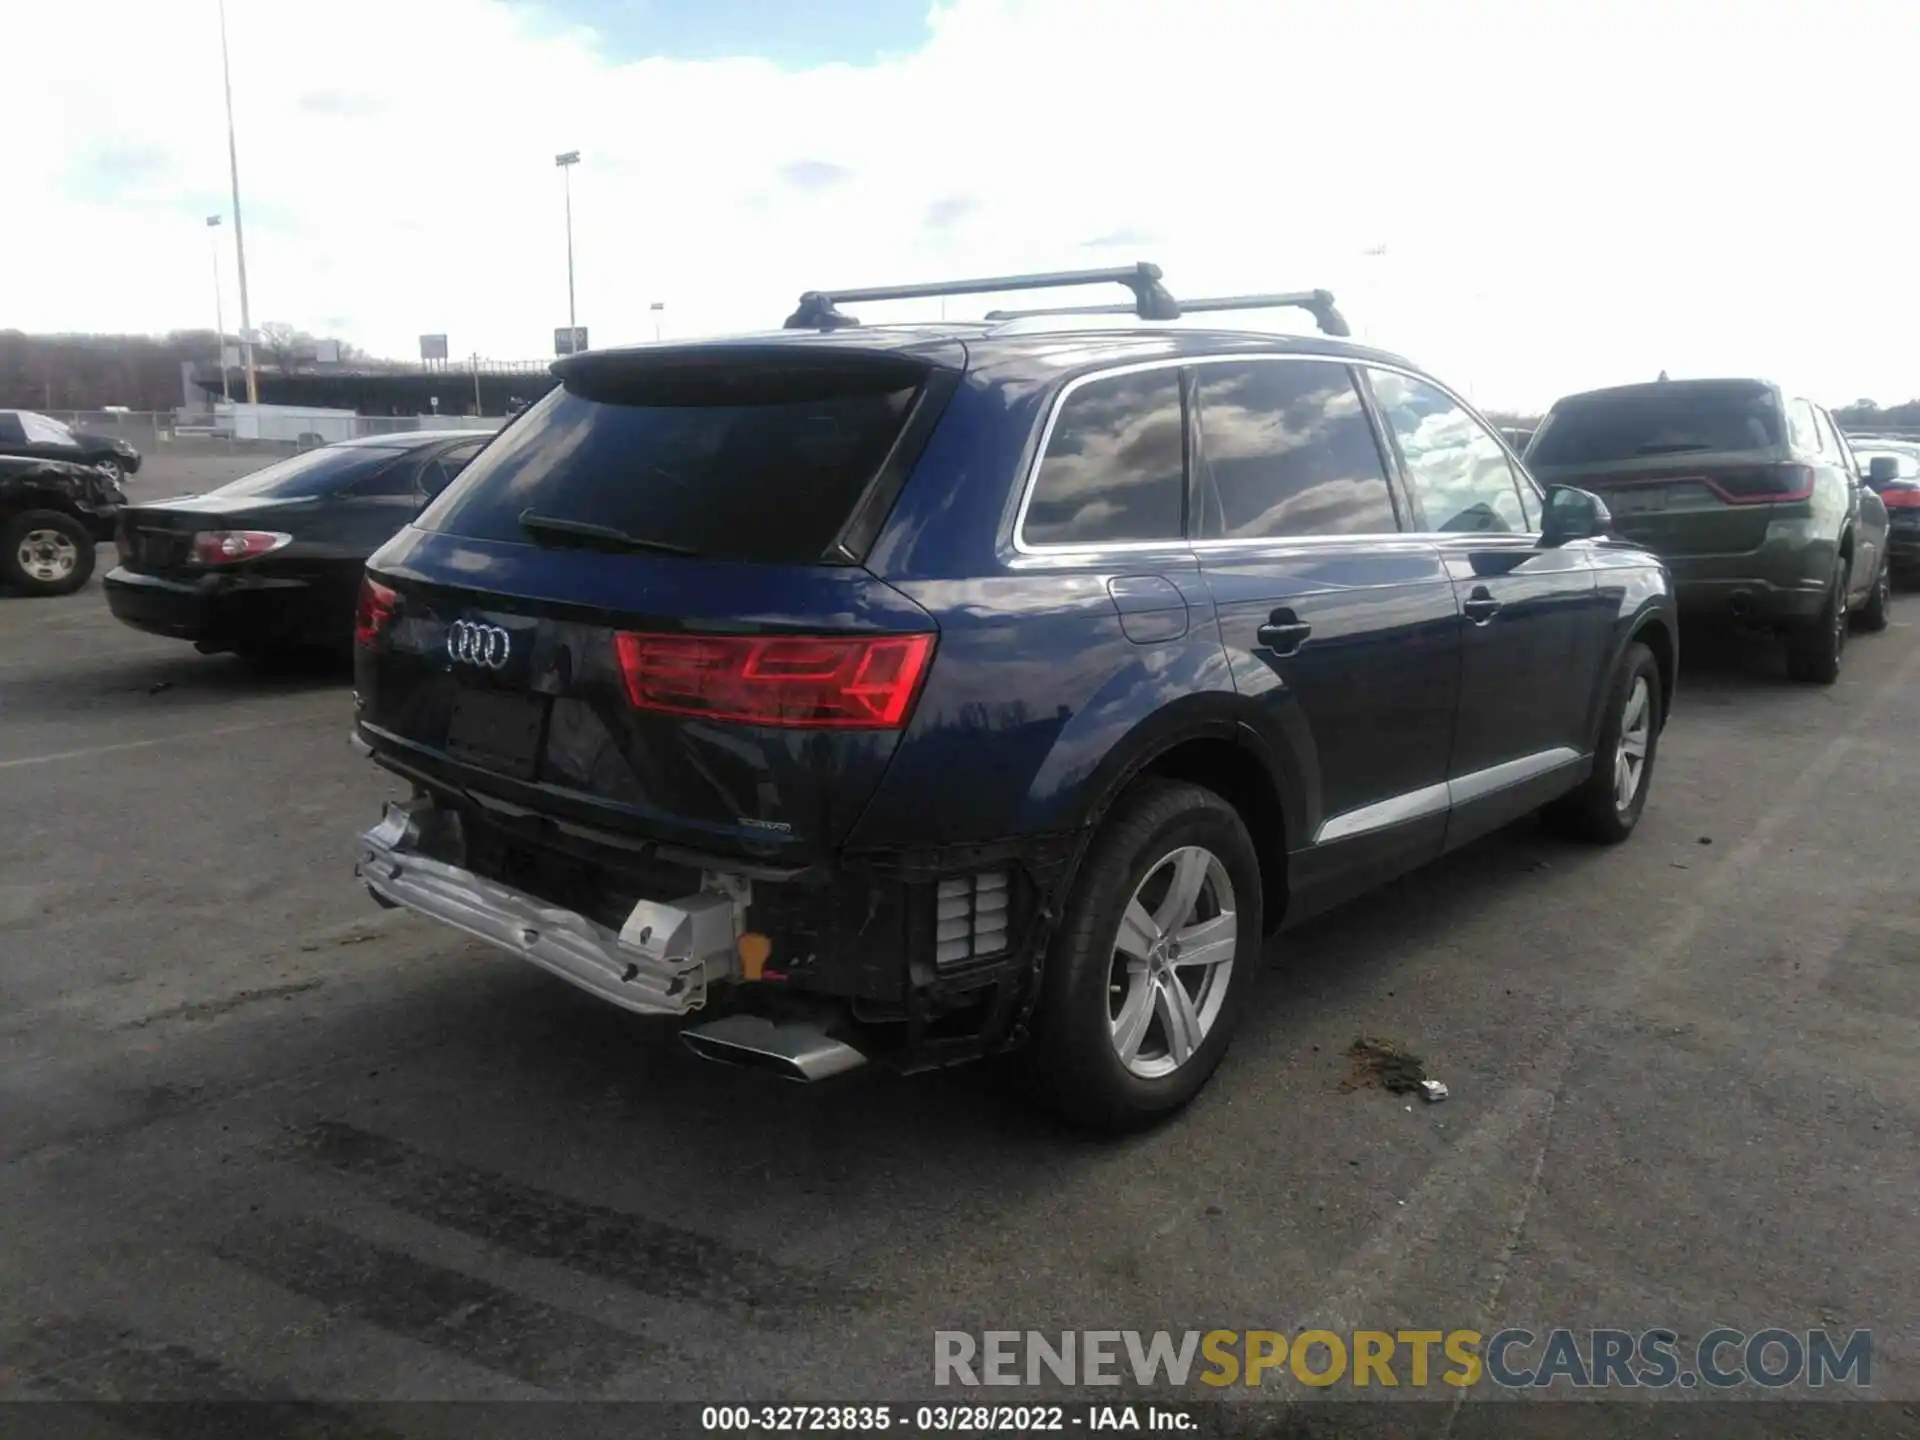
[11, 0, 1916, 410]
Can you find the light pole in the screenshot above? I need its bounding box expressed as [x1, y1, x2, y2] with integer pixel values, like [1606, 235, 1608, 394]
[217, 0, 257, 405]
[650, 300, 664, 343]
[555, 151, 580, 347]
[206, 215, 231, 403]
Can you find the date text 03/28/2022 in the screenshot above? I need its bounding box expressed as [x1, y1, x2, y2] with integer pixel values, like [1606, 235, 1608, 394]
[701, 1405, 1192, 1431]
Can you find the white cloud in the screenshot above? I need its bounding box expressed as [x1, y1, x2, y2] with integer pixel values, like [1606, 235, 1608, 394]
[7, 0, 1917, 410]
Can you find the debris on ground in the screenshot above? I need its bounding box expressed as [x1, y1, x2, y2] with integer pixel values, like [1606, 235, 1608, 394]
[145, 681, 173, 696]
[1340, 1036, 1429, 1095]
[1420, 1079, 1449, 1103]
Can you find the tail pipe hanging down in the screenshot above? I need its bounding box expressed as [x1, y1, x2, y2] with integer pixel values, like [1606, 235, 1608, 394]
[680, 1014, 867, 1082]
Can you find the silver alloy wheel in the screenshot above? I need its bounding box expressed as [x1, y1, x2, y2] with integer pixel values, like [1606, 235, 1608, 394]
[95, 459, 123, 486]
[1614, 675, 1651, 811]
[1107, 845, 1237, 1079]
[17, 529, 79, 583]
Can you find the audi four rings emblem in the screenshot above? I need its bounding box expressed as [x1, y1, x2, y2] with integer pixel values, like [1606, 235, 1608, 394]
[446, 620, 512, 670]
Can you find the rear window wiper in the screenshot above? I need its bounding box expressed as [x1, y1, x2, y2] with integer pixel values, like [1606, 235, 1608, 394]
[517, 510, 699, 556]
[1633, 442, 1715, 455]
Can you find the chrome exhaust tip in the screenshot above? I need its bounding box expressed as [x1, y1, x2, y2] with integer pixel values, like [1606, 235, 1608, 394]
[681, 1014, 867, 1083]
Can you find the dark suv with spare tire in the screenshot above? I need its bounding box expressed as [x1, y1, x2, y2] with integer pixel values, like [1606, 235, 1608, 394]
[350, 264, 1677, 1128]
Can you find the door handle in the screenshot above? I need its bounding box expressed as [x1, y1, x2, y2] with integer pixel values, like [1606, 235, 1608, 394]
[1462, 586, 1501, 625]
[1257, 610, 1312, 655]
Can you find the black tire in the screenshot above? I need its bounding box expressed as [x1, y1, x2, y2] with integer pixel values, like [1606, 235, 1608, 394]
[1856, 557, 1891, 633]
[1785, 556, 1849, 684]
[1, 509, 97, 597]
[1545, 641, 1661, 845]
[1024, 778, 1262, 1131]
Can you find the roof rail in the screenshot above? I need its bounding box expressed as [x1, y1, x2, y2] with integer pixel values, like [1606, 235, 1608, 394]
[984, 289, 1352, 338]
[782, 262, 1180, 330]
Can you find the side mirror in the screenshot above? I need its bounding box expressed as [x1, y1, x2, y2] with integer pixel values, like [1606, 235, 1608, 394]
[1541, 485, 1610, 547]
[1867, 456, 1900, 489]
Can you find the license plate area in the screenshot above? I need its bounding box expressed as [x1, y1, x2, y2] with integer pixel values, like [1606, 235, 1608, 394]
[446, 688, 550, 781]
[133, 529, 191, 571]
[1605, 486, 1669, 516]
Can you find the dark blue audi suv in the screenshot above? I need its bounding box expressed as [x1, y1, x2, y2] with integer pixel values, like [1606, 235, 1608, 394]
[351, 264, 1677, 1128]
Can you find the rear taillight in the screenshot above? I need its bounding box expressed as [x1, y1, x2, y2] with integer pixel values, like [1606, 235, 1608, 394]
[614, 631, 936, 729]
[1881, 486, 1920, 509]
[190, 529, 292, 565]
[1704, 464, 1815, 504]
[355, 577, 399, 649]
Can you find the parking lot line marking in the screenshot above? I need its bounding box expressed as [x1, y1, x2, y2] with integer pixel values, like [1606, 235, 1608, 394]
[0, 715, 332, 772]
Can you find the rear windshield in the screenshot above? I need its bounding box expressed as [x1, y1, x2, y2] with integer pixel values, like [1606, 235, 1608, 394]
[207, 446, 408, 499]
[1529, 384, 1783, 466]
[418, 367, 920, 564]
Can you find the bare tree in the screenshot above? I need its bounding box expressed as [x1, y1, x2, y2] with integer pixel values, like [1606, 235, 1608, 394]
[257, 321, 318, 374]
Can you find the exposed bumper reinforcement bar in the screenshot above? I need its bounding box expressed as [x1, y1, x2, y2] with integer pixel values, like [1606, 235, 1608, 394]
[356, 799, 740, 1018]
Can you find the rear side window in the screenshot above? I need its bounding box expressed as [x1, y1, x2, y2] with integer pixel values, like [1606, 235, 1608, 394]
[1788, 400, 1824, 454]
[1023, 369, 1185, 547]
[419, 371, 918, 563]
[417, 439, 487, 499]
[1529, 383, 1785, 465]
[1194, 361, 1396, 538]
[206, 446, 410, 500]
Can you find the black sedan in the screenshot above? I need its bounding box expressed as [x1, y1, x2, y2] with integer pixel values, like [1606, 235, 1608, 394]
[104, 430, 491, 657]
[0, 410, 143, 486]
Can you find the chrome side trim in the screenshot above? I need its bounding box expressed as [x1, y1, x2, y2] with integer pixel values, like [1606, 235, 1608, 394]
[1315, 782, 1450, 844]
[357, 803, 740, 1018]
[1446, 746, 1584, 808]
[1313, 746, 1586, 844]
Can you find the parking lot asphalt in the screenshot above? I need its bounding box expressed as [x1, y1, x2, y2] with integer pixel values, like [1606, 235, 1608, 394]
[3, 464, 1917, 1414]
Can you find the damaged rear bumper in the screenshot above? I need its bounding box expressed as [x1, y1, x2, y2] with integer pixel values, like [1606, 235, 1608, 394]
[356, 797, 741, 1017]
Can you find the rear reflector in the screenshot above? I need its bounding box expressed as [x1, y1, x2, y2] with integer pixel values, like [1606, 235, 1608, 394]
[935, 871, 1012, 967]
[614, 631, 935, 729]
[190, 529, 292, 565]
[355, 576, 399, 649]
[1881, 486, 1920, 510]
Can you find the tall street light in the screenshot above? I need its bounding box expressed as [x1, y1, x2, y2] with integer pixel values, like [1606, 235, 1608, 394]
[206, 215, 231, 403]
[217, 0, 258, 405]
[556, 151, 581, 346]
